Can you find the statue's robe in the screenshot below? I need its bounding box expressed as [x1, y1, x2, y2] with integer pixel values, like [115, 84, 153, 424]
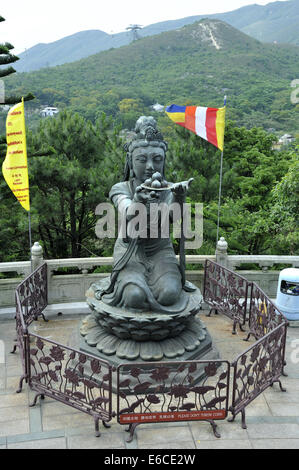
[101, 180, 188, 313]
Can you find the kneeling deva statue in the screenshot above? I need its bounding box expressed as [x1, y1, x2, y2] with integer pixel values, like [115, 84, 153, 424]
[80, 116, 216, 364]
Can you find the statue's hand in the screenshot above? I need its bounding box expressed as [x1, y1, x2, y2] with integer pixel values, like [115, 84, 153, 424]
[134, 186, 159, 204]
[133, 186, 148, 203]
[171, 178, 194, 199]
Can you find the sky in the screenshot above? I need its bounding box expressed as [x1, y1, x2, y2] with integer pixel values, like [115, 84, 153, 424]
[0, 0, 288, 54]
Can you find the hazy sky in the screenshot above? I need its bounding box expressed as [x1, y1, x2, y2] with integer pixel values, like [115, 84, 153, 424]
[0, 0, 288, 54]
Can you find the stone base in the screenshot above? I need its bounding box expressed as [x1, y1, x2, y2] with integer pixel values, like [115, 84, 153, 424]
[79, 279, 219, 392]
[86, 278, 204, 342]
[80, 320, 218, 363]
[79, 313, 220, 392]
[80, 312, 214, 361]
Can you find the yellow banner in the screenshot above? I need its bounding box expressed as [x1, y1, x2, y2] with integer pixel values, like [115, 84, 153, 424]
[2, 99, 30, 211]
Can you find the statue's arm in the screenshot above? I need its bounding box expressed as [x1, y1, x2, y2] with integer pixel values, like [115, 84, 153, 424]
[171, 178, 194, 202]
[111, 188, 150, 241]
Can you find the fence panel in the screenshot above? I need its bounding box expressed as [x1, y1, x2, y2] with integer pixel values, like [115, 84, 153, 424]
[246, 282, 286, 341]
[10, 258, 290, 439]
[203, 259, 250, 334]
[16, 262, 48, 326]
[28, 333, 114, 436]
[229, 321, 287, 429]
[117, 359, 230, 441]
[13, 292, 30, 392]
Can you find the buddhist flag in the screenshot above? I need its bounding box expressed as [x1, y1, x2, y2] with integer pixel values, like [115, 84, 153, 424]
[2, 99, 30, 211]
[165, 104, 226, 151]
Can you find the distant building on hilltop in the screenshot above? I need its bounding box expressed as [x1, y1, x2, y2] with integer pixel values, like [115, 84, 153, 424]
[278, 134, 295, 146]
[272, 133, 295, 150]
[41, 106, 59, 117]
[151, 103, 164, 112]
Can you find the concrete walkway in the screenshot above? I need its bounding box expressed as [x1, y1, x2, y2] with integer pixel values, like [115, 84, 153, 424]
[0, 310, 299, 450]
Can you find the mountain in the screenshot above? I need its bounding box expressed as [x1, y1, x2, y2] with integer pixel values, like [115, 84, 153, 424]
[223, 0, 299, 44]
[14, 0, 299, 72]
[15, 29, 130, 73]
[5, 19, 299, 133]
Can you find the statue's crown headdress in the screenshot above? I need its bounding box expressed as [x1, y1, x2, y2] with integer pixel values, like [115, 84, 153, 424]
[124, 116, 167, 153]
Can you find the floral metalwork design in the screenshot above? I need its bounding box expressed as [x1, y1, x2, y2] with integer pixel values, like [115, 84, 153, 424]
[117, 360, 230, 440]
[229, 322, 287, 429]
[12, 293, 30, 393]
[12, 259, 289, 438]
[12, 264, 48, 393]
[28, 334, 113, 435]
[17, 263, 48, 326]
[245, 282, 286, 341]
[203, 259, 250, 334]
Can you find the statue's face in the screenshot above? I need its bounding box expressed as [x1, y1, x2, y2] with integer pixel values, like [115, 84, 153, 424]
[131, 145, 165, 183]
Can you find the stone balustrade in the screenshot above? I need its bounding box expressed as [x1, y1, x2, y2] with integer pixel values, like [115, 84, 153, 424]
[0, 239, 298, 312]
[228, 255, 299, 271]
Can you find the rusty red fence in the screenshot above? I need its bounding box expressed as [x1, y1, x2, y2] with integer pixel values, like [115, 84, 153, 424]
[13, 292, 30, 393]
[16, 262, 48, 326]
[13, 262, 115, 436]
[28, 333, 114, 436]
[229, 321, 288, 429]
[203, 259, 250, 334]
[12, 259, 288, 439]
[245, 281, 286, 341]
[117, 360, 230, 441]
[12, 263, 48, 392]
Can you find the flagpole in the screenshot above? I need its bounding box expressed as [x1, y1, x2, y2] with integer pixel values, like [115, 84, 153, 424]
[3, 97, 32, 270]
[216, 149, 224, 245]
[28, 211, 33, 272]
[21, 97, 33, 272]
[216, 96, 227, 245]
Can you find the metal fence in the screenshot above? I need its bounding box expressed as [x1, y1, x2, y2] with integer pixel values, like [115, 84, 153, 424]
[229, 321, 288, 428]
[117, 360, 230, 441]
[203, 259, 250, 334]
[28, 333, 114, 436]
[13, 263, 115, 436]
[246, 281, 286, 341]
[13, 292, 30, 393]
[11, 259, 288, 439]
[12, 263, 48, 392]
[16, 262, 48, 325]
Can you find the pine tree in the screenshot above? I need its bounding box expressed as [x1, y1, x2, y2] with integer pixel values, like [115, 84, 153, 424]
[0, 16, 34, 157]
[0, 16, 34, 104]
[26, 110, 123, 259]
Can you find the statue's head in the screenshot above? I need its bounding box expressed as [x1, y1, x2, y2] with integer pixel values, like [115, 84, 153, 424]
[123, 116, 168, 182]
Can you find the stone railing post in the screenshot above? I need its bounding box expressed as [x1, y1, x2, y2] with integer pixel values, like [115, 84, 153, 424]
[215, 237, 228, 269]
[31, 242, 44, 271]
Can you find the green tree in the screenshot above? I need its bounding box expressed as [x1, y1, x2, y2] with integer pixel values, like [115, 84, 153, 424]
[0, 15, 35, 263]
[166, 121, 291, 254]
[267, 150, 299, 254]
[0, 16, 34, 105]
[0, 178, 29, 263]
[0, 15, 34, 156]
[27, 110, 123, 259]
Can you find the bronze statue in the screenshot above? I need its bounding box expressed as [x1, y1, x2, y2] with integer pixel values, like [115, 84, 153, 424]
[99, 116, 193, 313]
[81, 116, 213, 363]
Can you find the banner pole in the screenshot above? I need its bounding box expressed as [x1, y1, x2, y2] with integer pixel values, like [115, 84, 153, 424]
[28, 211, 33, 272]
[216, 150, 224, 245]
[22, 96, 32, 272]
[216, 95, 227, 245]
[179, 197, 186, 287]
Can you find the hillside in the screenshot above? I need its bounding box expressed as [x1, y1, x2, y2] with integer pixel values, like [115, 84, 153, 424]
[4, 19, 299, 133]
[14, 0, 299, 72]
[15, 29, 130, 72]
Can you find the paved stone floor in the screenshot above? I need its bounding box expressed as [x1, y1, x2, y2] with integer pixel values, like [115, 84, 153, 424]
[0, 310, 299, 450]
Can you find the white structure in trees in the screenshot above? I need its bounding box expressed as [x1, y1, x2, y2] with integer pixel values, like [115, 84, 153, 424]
[41, 106, 59, 117]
